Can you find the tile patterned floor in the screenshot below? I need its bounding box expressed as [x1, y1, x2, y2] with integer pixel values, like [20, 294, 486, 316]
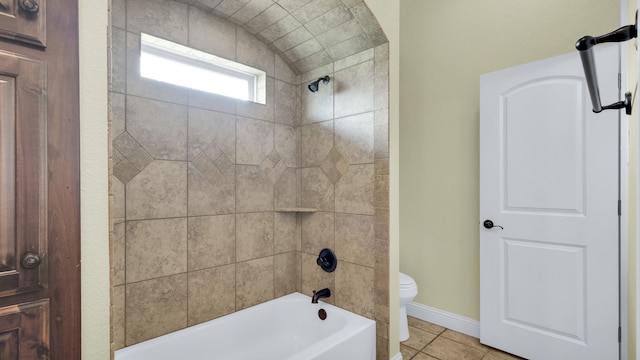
[400, 316, 526, 360]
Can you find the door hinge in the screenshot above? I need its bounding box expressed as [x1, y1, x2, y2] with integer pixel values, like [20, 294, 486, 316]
[618, 200, 622, 216]
[619, 326, 622, 342]
[618, 73, 622, 90]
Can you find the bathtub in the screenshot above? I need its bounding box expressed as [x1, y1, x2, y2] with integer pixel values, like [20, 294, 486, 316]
[115, 292, 376, 360]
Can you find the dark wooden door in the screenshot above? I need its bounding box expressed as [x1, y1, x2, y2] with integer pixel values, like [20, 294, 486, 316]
[0, 0, 80, 358]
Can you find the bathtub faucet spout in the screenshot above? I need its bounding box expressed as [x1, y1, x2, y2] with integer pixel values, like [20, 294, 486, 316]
[311, 288, 331, 303]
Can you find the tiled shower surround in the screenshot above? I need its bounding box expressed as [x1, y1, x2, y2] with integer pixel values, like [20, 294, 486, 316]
[109, 0, 390, 358]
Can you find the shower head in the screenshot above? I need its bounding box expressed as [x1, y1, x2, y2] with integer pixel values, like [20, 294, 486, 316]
[308, 75, 330, 93]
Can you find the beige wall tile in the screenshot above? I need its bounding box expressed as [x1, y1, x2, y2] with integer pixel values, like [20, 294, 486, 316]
[127, 96, 188, 161]
[274, 212, 298, 253]
[335, 261, 374, 318]
[325, 32, 373, 61]
[236, 117, 274, 165]
[301, 211, 334, 254]
[229, 0, 273, 26]
[301, 167, 334, 211]
[187, 163, 236, 216]
[334, 60, 374, 118]
[215, 0, 251, 17]
[188, 108, 236, 162]
[275, 54, 298, 83]
[236, 165, 274, 212]
[188, 264, 236, 325]
[291, 0, 340, 24]
[112, 177, 125, 219]
[188, 215, 236, 270]
[335, 112, 374, 165]
[236, 257, 275, 309]
[315, 18, 361, 48]
[112, 221, 125, 286]
[111, 285, 126, 350]
[236, 212, 274, 262]
[111, 0, 126, 30]
[275, 252, 299, 297]
[334, 47, 374, 72]
[188, 6, 237, 60]
[295, 50, 333, 76]
[126, 218, 187, 283]
[127, 0, 189, 44]
[305, 4, 352, 36]
[335, 164, 374, 215]
[275, 124, 298, 167]
[275, 81, 300, 127]
[246, 3, 289, 34]
[350, 2, 387, 46]
[277, 0, 312, 13]
[260, 15, 301, 44]
[126, 274, 188, 345]
[110, 29, 126, 94]
[335, 213, 374, 267]
[284, 38, 323, 63]
[301, 121, 333, 166]
[273, 26, 314, 53]
[126, 160, 188, 220]
[275, 167, 298, 208]
[237, 27, 276, 76]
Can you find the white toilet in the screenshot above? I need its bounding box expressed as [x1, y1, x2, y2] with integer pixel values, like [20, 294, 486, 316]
[399, 272, 418, 342]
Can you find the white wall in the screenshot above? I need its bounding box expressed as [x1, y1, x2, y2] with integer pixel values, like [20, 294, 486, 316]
[79, 0, 110, 358]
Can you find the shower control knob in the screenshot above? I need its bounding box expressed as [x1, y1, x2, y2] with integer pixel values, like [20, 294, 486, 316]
[21, 252, 41, 269]
[483, 220, 503, 230]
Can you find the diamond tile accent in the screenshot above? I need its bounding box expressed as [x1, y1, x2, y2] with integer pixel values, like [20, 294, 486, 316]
[319, 147, 350, 184]
[258, 149, 291, 184]
[192, 141, 233, 186]
[112, 131, 154, 184]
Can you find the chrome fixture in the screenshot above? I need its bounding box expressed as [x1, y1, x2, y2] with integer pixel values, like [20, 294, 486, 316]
[311, 288, 331, 304]
[308, 75, 330, 93]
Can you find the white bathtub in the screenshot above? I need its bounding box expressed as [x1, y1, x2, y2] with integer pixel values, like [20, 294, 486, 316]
[115, 292, 376, 360]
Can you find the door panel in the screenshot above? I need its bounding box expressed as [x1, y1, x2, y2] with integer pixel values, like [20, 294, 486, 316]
[480, 45, 619, 359]
[0, 299, 49, 358]
[0, 0, 46, 47]
[0, 49, 47, 297]
[0, 0, 79, 358]
[503, 78, 585, 214]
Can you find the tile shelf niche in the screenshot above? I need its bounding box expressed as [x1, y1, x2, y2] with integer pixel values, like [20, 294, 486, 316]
[275, 208, 318, 213]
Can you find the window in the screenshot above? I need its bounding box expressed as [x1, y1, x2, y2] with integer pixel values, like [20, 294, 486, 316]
[140, 33, 266, 104]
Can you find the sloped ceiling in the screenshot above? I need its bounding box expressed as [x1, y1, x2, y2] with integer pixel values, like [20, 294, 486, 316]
[174, 0, 387, 74]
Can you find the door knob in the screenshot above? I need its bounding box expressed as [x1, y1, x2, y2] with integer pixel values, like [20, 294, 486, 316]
[19, 0, 39, 14]
[21, 252, 41, 269]
[483, 220, 504, 230]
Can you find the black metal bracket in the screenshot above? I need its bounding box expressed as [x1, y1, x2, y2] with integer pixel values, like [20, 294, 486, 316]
[576, 11, 637, 115]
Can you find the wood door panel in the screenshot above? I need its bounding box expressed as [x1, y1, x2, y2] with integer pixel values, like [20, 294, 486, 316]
[0, 299, 50, 359]
[0, 0, 45, 47]
[0, 0, 79, 358]
[0, 49, 47, 298]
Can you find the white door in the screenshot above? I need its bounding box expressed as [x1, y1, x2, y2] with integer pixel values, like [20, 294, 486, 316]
[480, 45, 620, 360]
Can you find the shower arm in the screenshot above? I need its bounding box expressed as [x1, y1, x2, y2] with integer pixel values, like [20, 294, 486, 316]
[575, 16, 637, 115]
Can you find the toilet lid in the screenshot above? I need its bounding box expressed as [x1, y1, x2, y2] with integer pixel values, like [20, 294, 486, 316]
[399, 272, 415, 286]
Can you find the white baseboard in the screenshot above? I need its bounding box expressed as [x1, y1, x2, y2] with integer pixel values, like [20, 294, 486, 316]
[390, 352, 403, 360]
[406, 301, 480, 338]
